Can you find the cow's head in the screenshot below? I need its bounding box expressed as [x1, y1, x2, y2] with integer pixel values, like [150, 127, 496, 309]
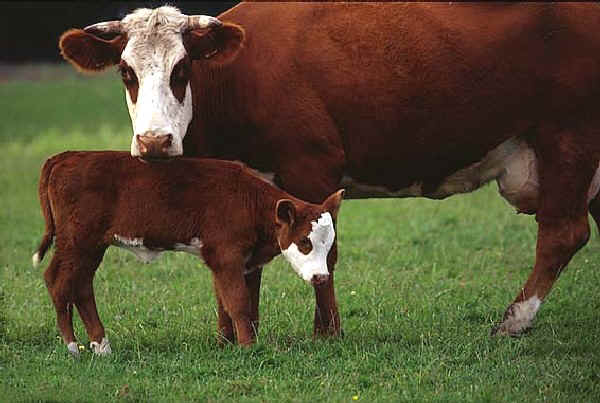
[275, 190, 345, 286]
[59, 6, 244, 158]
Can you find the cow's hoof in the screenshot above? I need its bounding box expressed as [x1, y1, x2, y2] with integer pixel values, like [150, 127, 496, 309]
[67, 341, 80, 358]
[490, 303, 534, 337]
[314, 326, 344, 339]
[90, 337, 112, 355]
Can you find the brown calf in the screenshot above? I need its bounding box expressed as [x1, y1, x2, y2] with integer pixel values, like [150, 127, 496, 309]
[33, 151, 343, 355]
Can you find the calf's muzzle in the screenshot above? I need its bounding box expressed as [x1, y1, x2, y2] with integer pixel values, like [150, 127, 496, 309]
[311, 273, 330, 286]
[136, 134, 173, 159]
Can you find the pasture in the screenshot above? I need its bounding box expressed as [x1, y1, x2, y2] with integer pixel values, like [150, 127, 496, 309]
[1, 64, 599, 402]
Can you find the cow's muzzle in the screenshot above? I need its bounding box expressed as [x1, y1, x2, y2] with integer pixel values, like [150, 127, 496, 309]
[136, 134, 173, 159]
[311, 273, 330, 286]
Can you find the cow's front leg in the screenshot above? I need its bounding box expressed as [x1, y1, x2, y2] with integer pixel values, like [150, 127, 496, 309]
[313, 240, 341, 337]
[277, 155, 345, 338]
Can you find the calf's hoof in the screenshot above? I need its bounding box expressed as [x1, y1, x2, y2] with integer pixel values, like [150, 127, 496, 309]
[90, 337, 112, 355]
[67, 341, 80, 358]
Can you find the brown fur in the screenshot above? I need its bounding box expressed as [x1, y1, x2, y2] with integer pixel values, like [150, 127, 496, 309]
[59, 3, 600, 335]
[34, 151, 343, 347]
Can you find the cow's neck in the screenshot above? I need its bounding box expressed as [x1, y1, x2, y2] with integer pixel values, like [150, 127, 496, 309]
[187, 62, 255, 161]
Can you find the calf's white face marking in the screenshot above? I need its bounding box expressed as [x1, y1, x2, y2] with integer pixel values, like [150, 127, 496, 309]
[119, 7, 198, 157]
[281, 213, 336, 282]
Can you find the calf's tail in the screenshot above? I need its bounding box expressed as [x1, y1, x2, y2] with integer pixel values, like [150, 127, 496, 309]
[32, 152, 73, 267]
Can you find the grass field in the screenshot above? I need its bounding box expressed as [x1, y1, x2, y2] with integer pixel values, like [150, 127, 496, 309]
[1, 64, 600, 402]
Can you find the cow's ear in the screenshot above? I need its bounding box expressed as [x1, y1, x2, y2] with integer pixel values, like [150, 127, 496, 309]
[322, 189, 345, 219]
[183, 23, 245, 65]
[275, 199, 296, 228]
[59, 29, 125, 73]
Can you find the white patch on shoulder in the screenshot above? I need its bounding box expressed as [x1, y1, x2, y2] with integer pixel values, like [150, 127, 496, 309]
[281, 212, 335, 282]
[90, 337, 112, 355]
[173, 237, 204, 256]
[113, 235, 162, 263]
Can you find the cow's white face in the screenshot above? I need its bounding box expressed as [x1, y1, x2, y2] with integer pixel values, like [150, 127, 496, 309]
[119, 8, 213, 157]
[59, 6, 245, 158]
[120, 30, 192, 156]
[281, 212, 336, 283]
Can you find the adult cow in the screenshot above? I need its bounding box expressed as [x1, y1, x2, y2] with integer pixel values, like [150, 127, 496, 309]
[59, 3, 600, 337]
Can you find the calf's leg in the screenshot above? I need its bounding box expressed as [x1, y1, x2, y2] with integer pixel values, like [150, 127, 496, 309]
[244, 267, 263, 336]
[214, 292, 235, 344]
[44, 253, 79, 356]
[493, 126, 597, 336]
[72, 252, 110, 355]
[212, 268, 255, 346]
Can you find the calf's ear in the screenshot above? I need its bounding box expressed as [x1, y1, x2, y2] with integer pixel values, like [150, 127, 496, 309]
[322, 189, 345, 219]
[183, 23, 245, 65]
[59, 29, 125, 73]
[275, 199, 297, 228]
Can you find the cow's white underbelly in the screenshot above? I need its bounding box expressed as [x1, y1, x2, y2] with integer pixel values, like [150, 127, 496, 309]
[342, 137, 600, 213]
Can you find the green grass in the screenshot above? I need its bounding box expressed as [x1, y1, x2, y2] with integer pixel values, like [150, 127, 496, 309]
[1, 64, 600, 402]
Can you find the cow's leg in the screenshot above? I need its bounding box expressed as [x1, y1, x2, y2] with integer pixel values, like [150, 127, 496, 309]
[72, 251, 110, 355]
[277, 152, 345, 338]
[43, 253, 79, 357]
[492, 127, 597, 336]
[244, 267, 263, 336]
[212, 267, 255, 346]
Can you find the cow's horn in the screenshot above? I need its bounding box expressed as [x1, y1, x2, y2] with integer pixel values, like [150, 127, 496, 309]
[84, 21, 122, 36]
[186, 15, 222, 31]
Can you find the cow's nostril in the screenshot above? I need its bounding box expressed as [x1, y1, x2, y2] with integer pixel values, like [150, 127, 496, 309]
[136, 134, 172, 158]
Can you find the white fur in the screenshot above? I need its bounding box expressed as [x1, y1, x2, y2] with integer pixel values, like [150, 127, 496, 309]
[281, 212, 335, 282]
[67, 341, 80, 357]
[113, 235, 162, 263]
[32, 252, 41, 268]
[173, 237, 204, 256]
[119, 6, 197, 157]
[90, 337, 112, 355]
[498, 295, 542, 335]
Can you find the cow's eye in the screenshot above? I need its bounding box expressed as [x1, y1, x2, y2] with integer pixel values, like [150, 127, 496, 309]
[171, 60, 189, 84]
[118, 65, 137, 85]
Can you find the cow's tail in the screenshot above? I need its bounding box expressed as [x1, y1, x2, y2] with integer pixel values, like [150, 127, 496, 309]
[32, 152, 73, 267]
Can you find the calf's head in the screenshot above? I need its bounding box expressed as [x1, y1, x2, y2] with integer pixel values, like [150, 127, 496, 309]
[275, 190, 345, 286]
[59, 6, 244, 158]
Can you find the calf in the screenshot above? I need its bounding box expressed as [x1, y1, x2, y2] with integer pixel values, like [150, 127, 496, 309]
[33, 151, 344, 356]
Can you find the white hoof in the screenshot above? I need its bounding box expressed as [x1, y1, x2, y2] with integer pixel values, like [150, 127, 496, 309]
[492, 296, 541, 336]
[67, 341, 80, 358]
[90, 337, 112, 355]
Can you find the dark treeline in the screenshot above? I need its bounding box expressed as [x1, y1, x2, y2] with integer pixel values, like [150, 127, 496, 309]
[1, 2, 239, 63]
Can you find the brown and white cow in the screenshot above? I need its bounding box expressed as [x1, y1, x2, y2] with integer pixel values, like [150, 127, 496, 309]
[33, 151, 344, 354]
[60, 3, 600, 336]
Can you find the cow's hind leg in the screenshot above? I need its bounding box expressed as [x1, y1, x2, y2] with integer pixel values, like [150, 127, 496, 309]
[493, 126, 597, 336]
